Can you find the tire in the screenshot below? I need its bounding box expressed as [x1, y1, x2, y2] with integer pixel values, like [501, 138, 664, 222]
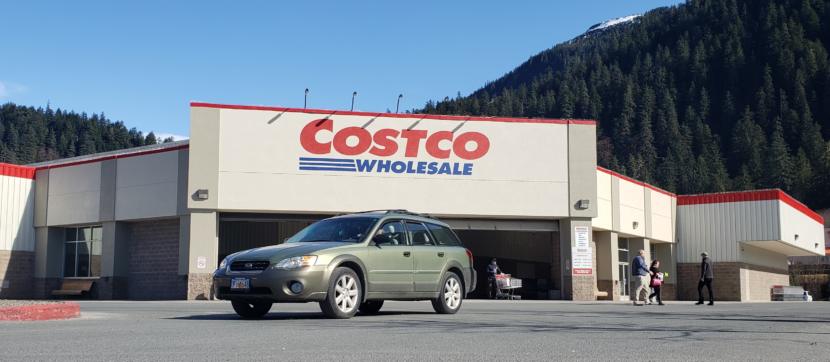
[231, 300, 272, 319]
[358, 300, 384, 315]
[431, 272, 463, 314]
[319, 267, 362, 319]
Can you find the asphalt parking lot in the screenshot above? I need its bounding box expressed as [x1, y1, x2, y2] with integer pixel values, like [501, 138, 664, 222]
[1, 299, 828, 361]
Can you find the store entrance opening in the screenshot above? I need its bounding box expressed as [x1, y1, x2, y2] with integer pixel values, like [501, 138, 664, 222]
[217, 213, 326, 262]
[453, 227, 560, 300]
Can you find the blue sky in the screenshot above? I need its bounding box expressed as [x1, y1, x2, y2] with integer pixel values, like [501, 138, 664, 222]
[1, 0, 682, 139]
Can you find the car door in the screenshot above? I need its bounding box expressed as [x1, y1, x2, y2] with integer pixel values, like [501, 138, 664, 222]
[406, 221, 445, 292]
[366, 220, 414, 292]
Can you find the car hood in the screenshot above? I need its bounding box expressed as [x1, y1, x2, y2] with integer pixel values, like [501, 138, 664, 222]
[228, 242, 349, 262]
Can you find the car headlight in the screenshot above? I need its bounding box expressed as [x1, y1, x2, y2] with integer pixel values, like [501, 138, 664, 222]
[219, 257, 228, 269]
[272, 256, 318, 270]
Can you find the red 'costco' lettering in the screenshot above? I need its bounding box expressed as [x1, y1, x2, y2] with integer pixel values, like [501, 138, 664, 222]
[300, 119, 490, 160]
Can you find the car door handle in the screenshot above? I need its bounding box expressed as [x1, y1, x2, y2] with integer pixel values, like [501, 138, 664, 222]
[437, 252, 445, 257]
[403, 251, 411, 257]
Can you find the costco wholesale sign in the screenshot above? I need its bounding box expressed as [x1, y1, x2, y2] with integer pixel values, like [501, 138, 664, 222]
[194, 104, 577, 218]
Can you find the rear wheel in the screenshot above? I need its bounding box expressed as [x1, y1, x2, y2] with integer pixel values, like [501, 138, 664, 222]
[231, 300, 272, 319]
[358, 300, 384, 315]
[431, 272, 463, 314]
[319, 267, 362, 319]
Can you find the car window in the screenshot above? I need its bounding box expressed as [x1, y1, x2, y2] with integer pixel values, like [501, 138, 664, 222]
[426, 223, 462, 246]
[286, 217, 377, 243]
[374, 221, 406, 246]
[405, 221, 433, 246]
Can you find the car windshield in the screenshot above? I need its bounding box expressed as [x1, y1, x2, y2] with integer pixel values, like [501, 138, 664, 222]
[286, 217, 378, 243]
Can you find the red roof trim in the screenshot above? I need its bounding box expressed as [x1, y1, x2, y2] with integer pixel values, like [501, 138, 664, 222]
[190, 102, 597, 126]
[35, 144, 190, 171]
[0, 163, 36, 180]
[596, 166, 676, 197]
[678, 189, 824, 225]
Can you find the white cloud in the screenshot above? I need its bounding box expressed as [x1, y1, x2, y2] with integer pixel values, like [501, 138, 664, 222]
[154, 132, 189, 141]
[0, 81, 27, 99]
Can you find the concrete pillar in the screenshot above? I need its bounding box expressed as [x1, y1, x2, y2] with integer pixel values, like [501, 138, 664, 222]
[98, 222, 130, 299]
[33, 227, 63, 298]
[559, 218, 594, 301]
[186, 211, 217, 300]
[595, 231, 621, 300]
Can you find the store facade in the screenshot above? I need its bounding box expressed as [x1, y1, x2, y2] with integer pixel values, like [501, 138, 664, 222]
[0, 102, 824, 301]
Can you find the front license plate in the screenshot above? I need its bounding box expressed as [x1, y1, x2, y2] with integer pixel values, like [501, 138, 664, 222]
[230, 277, 250, 290]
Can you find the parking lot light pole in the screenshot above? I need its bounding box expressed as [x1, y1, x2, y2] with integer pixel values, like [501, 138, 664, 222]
[351, 91, 357, 111]
[304, 88, 309, 109]
[396, 94, 403, 113]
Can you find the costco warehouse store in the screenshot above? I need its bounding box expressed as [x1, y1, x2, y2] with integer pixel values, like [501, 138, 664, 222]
[0, 102, 825, 301]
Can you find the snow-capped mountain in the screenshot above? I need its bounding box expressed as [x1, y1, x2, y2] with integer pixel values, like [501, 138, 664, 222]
[586, 14, 641, 33]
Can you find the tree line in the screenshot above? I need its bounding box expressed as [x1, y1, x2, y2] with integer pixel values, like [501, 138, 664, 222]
[420, 0, 830, 209]
[0, 103, 172, 165]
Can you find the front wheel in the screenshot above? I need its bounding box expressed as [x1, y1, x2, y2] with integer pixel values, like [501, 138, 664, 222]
[319, 267, 362, 319]
[231, 300, 272, 319]
[431, 272, 463, 314]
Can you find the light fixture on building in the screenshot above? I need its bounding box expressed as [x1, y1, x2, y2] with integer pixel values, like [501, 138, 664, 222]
[632, 221, 639, 229]
[794, 234, 799, 241]
[195, 189, 209, 200]
[575, 199, 590, 210]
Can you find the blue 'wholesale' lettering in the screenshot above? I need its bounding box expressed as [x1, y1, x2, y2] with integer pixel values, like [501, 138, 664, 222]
[318, 158, 473, 176]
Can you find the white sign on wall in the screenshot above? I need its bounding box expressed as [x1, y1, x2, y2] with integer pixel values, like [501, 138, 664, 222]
[573, 226, 592, 275]
[196, 256, 207, 270]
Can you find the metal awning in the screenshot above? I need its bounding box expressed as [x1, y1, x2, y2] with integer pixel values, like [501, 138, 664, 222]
[740, 240, 823, 257]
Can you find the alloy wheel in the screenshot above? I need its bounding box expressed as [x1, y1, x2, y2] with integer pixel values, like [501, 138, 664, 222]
[444, 277, 461, 309]
[335, 274, 359, 313]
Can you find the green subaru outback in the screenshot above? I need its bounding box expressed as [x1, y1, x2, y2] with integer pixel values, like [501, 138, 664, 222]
[213, 210, 476, 319]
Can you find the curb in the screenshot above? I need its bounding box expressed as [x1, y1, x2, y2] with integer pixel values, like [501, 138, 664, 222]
[0, 303, 81, 321]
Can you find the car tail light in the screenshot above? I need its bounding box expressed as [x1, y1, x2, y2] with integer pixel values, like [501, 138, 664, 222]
[465, 248, 474, 268]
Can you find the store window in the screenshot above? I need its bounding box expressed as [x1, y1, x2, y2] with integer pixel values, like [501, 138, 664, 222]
[64, 226, 103, 277]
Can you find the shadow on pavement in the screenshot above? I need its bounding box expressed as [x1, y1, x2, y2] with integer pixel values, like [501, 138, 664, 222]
[169, 310, 434, 321]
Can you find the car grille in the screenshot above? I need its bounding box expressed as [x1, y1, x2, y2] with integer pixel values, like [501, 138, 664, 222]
[229, 260, 270, 271]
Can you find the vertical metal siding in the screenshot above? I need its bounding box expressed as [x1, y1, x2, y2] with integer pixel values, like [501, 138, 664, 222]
[677, 200, 779, 263]
[0, 175, 35, 251]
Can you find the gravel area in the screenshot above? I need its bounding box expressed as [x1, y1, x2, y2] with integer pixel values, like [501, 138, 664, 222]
[0, 300, 64, 309]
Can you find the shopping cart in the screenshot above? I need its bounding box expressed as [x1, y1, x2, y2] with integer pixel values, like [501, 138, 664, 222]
[495, 273, 522, 300]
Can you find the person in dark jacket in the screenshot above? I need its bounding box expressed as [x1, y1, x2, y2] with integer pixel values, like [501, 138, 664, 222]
[487, 258, 502, 299]
[632, 250, 653, 306]
[696, 252, 714, 305]
[648, 260, 664, 305]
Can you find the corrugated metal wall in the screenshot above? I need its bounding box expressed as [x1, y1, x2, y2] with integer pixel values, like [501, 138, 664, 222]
[0, 173, 36, 251]
[676, 200, 779, 263]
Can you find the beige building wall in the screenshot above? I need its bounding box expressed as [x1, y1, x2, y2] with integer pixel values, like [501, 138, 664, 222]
[190, 104, 591, 218]
[46, 163, 101, 226]
[115, 151, 180, 220]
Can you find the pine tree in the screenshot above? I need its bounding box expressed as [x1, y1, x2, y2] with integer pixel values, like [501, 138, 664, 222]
[763, 120, 793, 191]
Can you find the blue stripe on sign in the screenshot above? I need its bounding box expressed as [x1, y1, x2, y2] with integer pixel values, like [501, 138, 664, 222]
[299, 162, 356, 167]
[299, 157, 354, 163]
[299, 166, 357, 172]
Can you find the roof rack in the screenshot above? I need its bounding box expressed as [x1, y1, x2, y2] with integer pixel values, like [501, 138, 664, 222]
[352, 209, 434, 219]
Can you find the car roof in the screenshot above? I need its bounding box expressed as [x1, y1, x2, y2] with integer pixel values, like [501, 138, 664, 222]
[332, 210, 449, 226]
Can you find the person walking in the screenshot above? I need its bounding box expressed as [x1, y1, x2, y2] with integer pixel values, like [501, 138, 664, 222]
[648, 260, 665, 305]
[487, 258, 502, 299]
[632, 250, 652, 306]
[696, 252, 714, 305]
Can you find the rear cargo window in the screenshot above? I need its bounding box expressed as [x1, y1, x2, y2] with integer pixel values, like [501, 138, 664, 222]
[426, 223, 462, 246]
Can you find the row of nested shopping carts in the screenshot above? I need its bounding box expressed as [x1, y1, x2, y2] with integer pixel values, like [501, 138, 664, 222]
[495, 273, 522, 300]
